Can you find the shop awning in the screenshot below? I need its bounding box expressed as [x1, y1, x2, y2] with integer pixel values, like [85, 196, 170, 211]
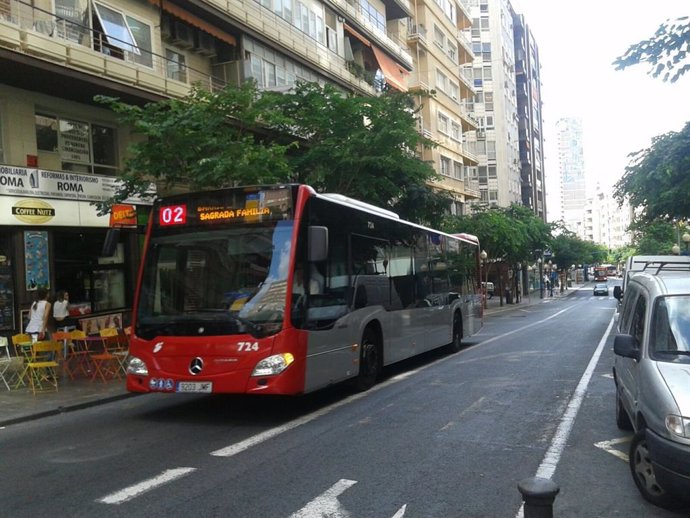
[149, 0, 237, 46]
[372, 46, 409, 92]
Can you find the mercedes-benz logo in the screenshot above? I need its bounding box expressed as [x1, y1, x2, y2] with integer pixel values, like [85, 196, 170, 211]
[189, 357, 204, 375]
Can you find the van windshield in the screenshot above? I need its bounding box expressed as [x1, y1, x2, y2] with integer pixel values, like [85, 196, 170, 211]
[650, 296, 690, 360]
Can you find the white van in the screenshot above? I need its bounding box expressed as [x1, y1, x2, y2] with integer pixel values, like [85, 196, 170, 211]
[617, 256, 690, 301]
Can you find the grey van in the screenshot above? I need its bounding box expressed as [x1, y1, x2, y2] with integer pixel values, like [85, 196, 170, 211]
[613, 262, 690, 508]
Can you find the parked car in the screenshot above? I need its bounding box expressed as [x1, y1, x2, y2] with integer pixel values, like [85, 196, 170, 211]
[481, 281, 494, 298]
[613, 264, 690, 508]
[593, 283, 609, 296]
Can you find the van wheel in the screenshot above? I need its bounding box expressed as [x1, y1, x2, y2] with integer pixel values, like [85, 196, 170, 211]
[354, 328, 381, 392]
[629, 430, 677, 508]
[445, 313, 462, 353]
[616, 392, 633, 430]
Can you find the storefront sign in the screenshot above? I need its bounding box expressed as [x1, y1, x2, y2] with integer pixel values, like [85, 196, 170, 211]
[109, 204, 137, 227]
[12, 199, 56, 224]
[24, 230, 50, 291]
[0, 164, 154, 204]
[5, 196, 111, 227]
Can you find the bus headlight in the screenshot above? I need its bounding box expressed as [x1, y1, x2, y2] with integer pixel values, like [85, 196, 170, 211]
[126, 356, 149, 376]
[252, 353, 295, 377]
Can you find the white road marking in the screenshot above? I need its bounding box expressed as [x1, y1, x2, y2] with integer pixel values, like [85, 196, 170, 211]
[515, 312, 616, 518]
[594, 436, 631, 462]
[288, 479, 357, 518]
[98, 467, 196, 504]
[391, 504, 407, 517]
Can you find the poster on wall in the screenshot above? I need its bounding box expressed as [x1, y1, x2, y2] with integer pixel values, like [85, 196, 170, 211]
[79, 312, 123, 335]
[24, 230, 50, 291]
[0, 265, 16, 331]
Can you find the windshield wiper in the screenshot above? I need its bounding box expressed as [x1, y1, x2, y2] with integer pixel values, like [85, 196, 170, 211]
[230, 315, 262, 336]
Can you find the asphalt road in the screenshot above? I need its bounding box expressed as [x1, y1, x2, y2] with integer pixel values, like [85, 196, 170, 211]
[2, 281, 689, 517]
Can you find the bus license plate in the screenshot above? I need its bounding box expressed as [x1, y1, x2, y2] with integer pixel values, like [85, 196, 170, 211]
[176, 381, 213, 393]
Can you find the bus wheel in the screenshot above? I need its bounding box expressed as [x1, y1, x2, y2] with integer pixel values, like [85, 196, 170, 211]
[445, 312, 462, 354]
[354, 328, 381, 392]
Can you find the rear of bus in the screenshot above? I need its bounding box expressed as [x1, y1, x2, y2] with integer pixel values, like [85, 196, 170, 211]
[126, 185, 313, 395]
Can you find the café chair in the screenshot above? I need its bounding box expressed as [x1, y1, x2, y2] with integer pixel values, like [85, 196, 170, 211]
[90, 328, 123, 382]
[0, 336, 12, 391]
[27, 341, 62, 395]
[11, 333, 32, 388]
[64, 329, 91, 379]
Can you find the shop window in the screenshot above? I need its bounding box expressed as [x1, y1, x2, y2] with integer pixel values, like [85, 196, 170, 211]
[35, 113, 117, 175]
[0, 112, 4, 163]
[36, 114, 58, 152]
[54, 230, 128, 315]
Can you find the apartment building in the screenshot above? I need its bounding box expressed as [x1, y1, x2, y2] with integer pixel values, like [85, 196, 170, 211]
[556, 116, 586, 233]
[0, 0, 479, 334]
[406, 0, 480, 215]
[512, 10, 545, 222]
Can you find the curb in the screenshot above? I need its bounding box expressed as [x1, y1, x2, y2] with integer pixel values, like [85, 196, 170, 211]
[0, 391, 140, 428]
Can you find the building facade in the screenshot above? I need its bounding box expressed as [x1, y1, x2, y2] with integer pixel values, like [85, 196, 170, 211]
[512, 10, 545, 222]
[465, 0, 520, 209]
[556, 116, 586, 233]
[406, 0, 480, 215]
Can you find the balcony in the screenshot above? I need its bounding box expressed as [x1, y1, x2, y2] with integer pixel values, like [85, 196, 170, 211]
[0, 0, 224, 101]
[327, 0, 413, 69]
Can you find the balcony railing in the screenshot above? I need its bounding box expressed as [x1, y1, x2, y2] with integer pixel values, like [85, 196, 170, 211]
[0, 0, 226, 96]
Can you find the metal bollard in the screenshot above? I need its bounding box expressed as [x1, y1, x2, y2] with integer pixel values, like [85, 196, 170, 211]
[518, 477, 560, 518]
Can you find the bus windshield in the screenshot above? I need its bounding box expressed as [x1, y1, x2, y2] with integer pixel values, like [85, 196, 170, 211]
[136, 220, 294, 339]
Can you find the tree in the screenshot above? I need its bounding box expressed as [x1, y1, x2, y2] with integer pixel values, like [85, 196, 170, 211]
[613, 16, 690, 83]
[95, 82, 294, 213]
[613, 121, 690, 222]
[267, 82, 446, 223]
[97, 81, 448, 224]
[628, 220, 679, 255]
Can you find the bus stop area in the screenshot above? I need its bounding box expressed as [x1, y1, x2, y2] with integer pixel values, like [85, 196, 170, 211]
[0, 280, 587, 428]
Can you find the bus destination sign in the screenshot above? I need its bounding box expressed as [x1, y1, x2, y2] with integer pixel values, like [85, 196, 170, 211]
[156, 188, 293, 228]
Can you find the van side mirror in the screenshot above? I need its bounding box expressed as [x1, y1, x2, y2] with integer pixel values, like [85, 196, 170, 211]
[308, 226, 328, 262]
[613, 286, 622, 301]
[613, 334, 640, 361]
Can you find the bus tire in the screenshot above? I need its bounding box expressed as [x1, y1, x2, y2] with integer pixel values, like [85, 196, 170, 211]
[354, 327, 381, 392]
[445, 312, 462, 353]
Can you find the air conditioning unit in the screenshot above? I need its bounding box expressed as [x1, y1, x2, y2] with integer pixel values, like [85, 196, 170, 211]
[171, 22, 194, 49]
[160, 15, 173, 40]
[194, 31, 216, 56]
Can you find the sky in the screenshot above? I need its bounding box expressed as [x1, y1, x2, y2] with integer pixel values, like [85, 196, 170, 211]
[510, 0, 690, 222]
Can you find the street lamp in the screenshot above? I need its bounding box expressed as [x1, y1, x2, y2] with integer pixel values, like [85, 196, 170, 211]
[538, 258, 543, 298]
[480, 250, 488, 309]
[673, 244, 681, 255]
[683, 232, 690, 255]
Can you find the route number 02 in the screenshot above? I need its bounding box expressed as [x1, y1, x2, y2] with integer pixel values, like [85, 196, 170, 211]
[159, 205, 187, 226]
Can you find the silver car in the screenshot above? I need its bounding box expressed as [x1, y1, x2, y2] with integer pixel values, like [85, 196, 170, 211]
[613, 266, 690, 508]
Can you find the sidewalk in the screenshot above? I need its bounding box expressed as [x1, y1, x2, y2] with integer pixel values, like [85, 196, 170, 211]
[0, 371, 133, 427]
[0, 282, 590, 427]
[483, 281, 586, 316]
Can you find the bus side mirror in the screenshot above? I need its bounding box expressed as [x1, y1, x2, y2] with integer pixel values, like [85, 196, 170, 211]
[308, 226, 328, 262]
[613, 286, 622, 301]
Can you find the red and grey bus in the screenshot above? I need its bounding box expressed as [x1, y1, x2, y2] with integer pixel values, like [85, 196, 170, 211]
[126, 184, 483, 395]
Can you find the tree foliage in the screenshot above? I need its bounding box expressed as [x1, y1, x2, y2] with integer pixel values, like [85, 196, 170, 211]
[96, 81, 449, 224]
[95, 82, 294, 212]
[613, 121, 690, 222]
[628, 220, 679, 255]
[269, 83, 439, 206]
[549, 225, 605, 268]
[613, 16, 690, 83]
[442, 204, 551, 265]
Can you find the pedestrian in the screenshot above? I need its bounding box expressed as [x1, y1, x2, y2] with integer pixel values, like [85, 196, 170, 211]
[53, 290, 76, 330]
[25, 287, 51, 341]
